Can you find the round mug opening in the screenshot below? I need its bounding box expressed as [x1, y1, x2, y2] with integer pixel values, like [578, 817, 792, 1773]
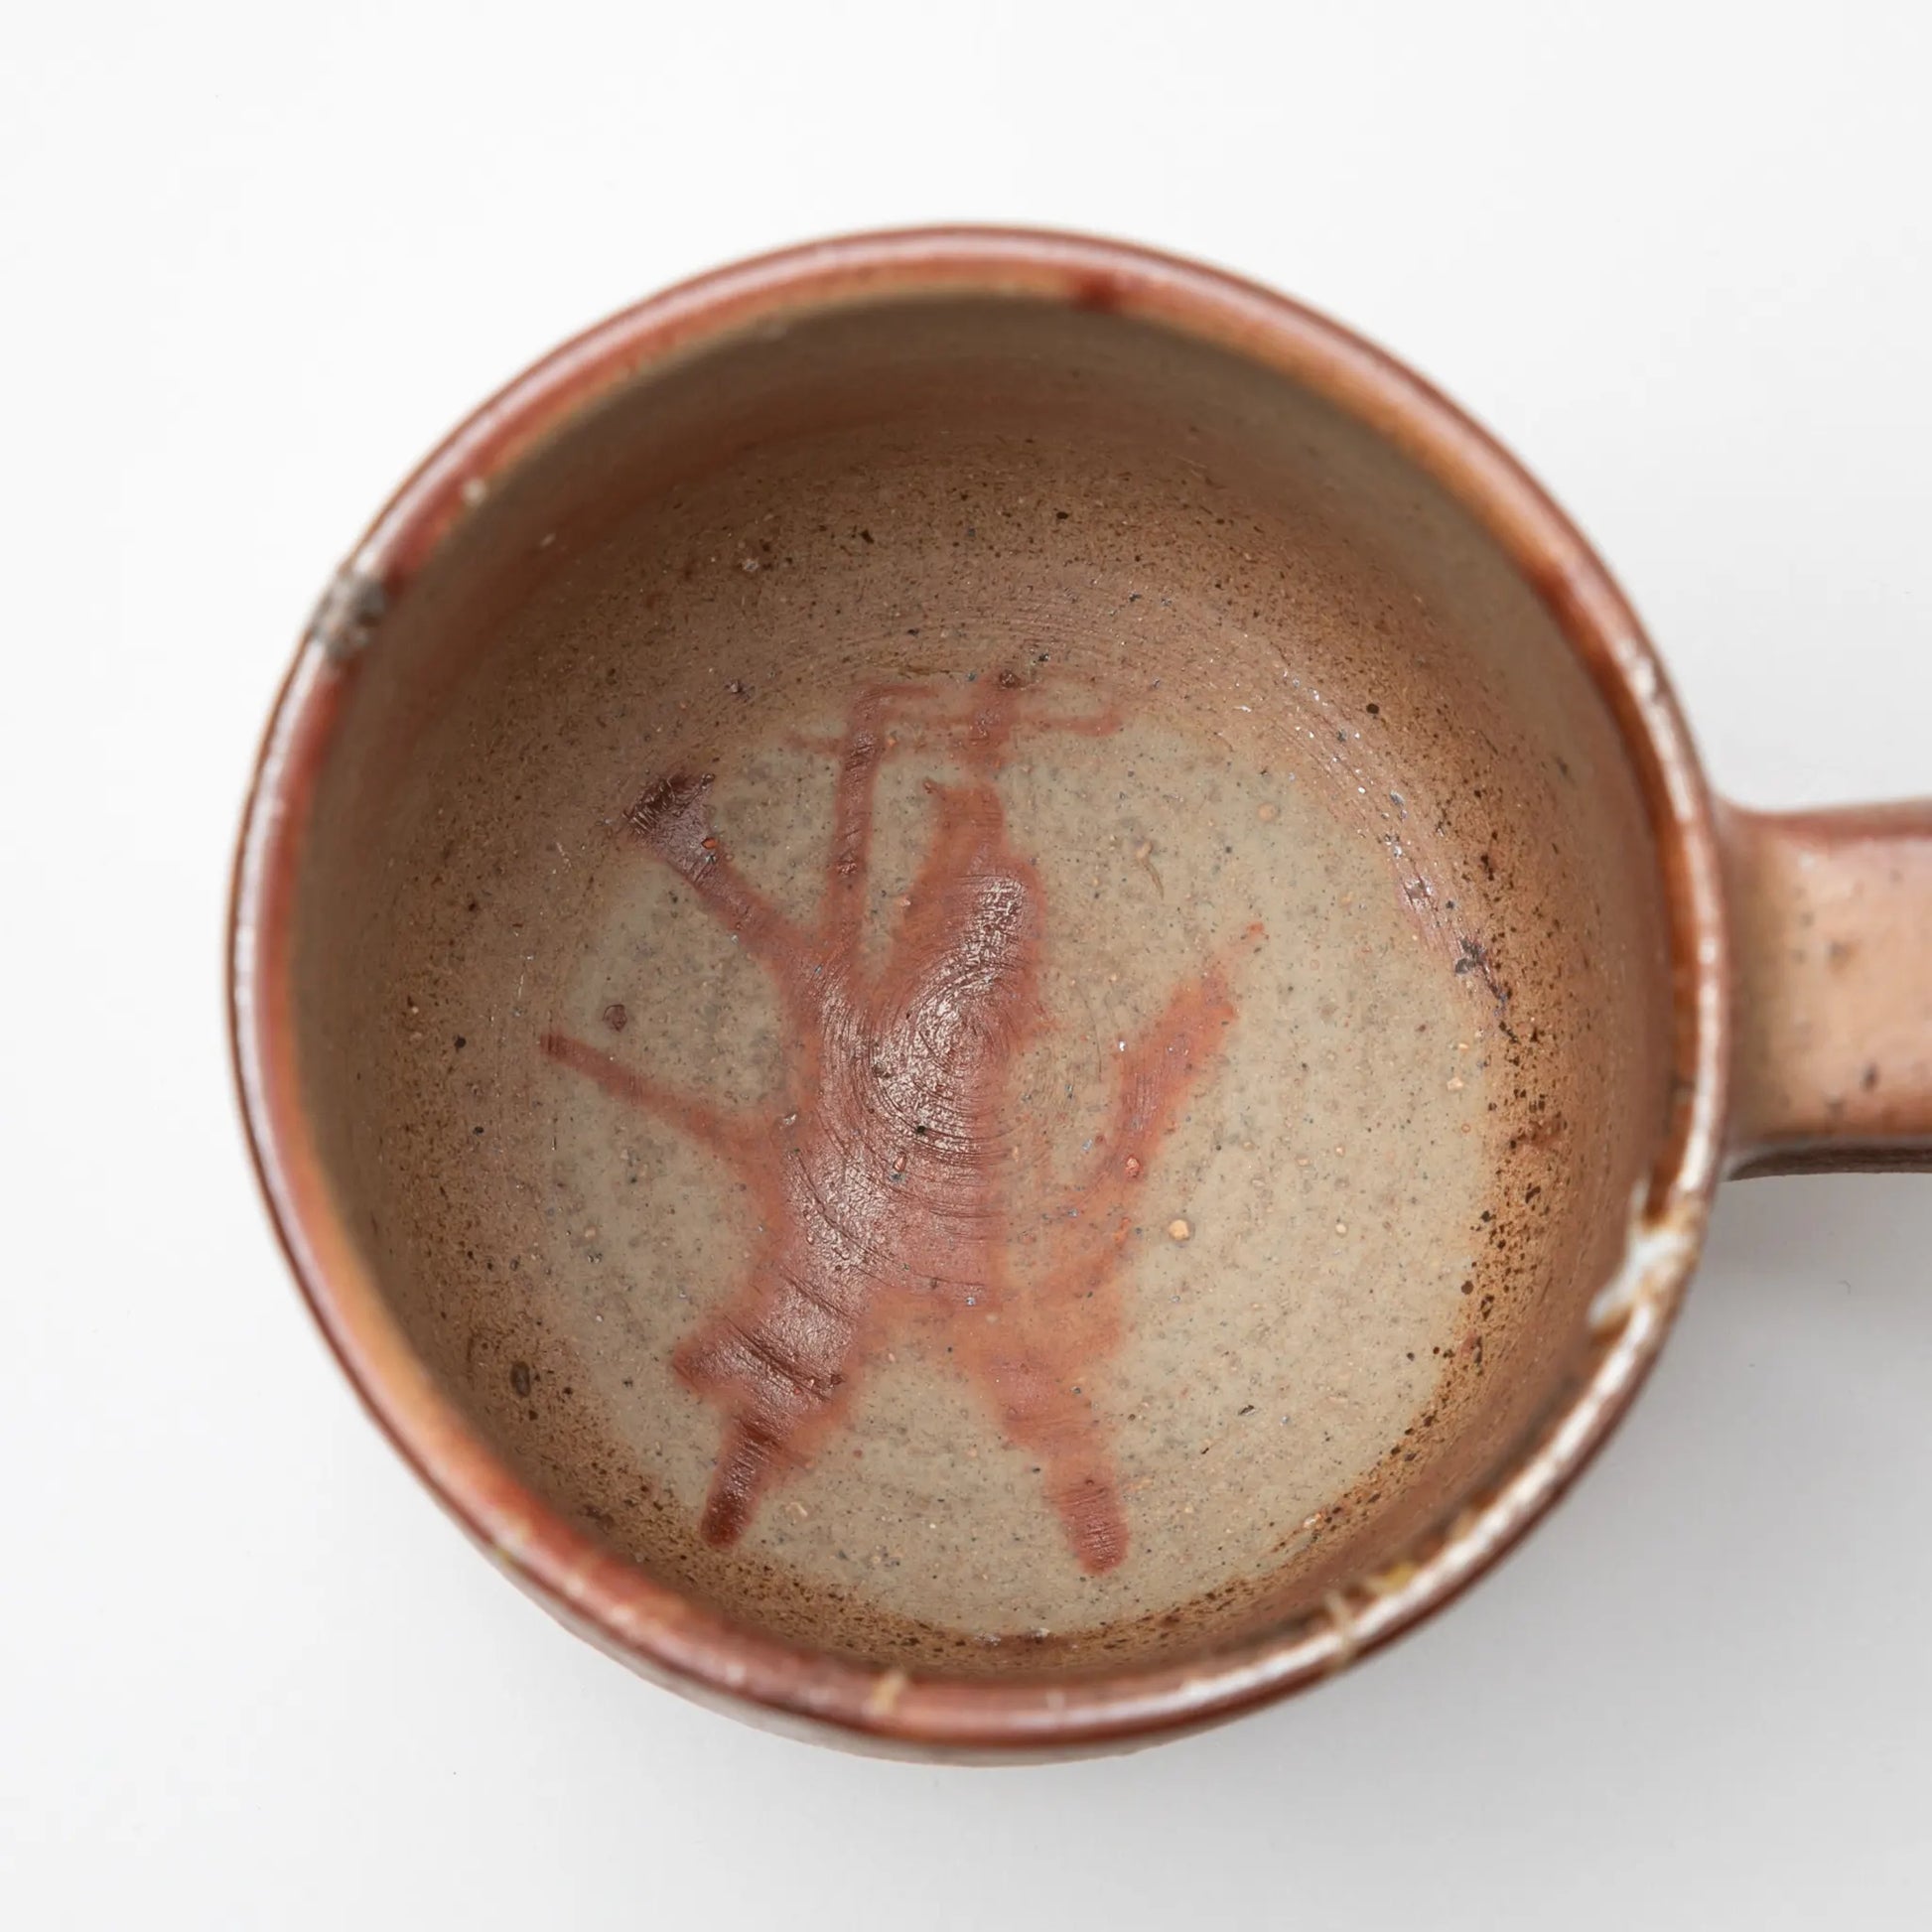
[233, 230, 1726, 1749]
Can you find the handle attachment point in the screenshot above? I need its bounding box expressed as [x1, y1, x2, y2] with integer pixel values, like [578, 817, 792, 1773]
[1724, 801, 1932, 1176]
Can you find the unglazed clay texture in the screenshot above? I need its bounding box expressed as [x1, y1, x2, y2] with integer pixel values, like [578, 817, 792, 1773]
[291, 299, 1672, 1672]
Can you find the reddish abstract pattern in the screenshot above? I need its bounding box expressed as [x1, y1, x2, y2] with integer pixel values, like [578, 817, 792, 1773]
[544, 679, 1249, 1574]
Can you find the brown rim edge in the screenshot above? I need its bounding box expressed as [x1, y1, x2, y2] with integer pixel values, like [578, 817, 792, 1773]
[229, 226, 1729, 1756]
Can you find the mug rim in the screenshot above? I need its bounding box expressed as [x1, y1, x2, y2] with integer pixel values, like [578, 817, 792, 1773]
[229, 225, 1729, 1753]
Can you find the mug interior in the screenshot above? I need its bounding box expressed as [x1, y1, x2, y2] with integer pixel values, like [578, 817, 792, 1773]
[288, 291, 1675, 1675]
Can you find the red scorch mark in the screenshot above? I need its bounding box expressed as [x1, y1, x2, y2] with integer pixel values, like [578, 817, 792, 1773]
[542, 678, 1254, 1575]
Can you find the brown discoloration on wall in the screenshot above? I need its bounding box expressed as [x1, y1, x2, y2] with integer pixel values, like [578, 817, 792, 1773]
[544, 681, 1252, 1572]
[1724, 801, 1932, 1174]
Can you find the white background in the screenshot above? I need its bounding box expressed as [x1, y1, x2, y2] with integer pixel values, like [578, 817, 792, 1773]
[5, 4, 1930, 1925]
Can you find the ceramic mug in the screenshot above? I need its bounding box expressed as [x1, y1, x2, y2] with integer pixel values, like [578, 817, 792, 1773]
[231, 229, 1932, 1757]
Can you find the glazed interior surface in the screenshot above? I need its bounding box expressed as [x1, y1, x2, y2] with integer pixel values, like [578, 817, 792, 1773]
[293, 295, 1674, 1672]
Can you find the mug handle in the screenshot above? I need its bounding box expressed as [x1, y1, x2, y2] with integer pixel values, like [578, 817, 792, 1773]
[1724, 800, 1932, 1175]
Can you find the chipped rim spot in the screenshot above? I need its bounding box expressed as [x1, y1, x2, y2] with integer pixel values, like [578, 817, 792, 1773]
[1587, 1181, 1706, 1336]
[303, 562, 387, 662]
[1319, 1591, 1359, 1671]
[865, 1668, 910, 1718]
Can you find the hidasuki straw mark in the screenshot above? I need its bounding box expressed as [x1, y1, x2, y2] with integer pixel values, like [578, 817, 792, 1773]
[544, 675, 1258, 1576]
